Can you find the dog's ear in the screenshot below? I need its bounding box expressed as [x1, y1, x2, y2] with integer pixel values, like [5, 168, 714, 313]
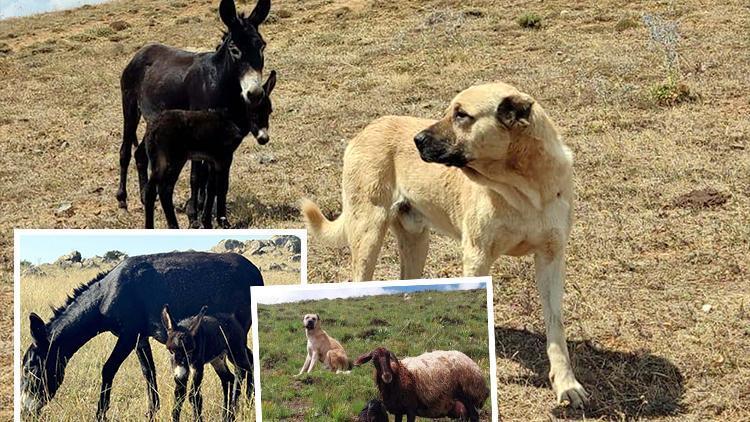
[497, 94, 534, 129]
[353, 351, 374, 366]
[161, 305, 175, 332]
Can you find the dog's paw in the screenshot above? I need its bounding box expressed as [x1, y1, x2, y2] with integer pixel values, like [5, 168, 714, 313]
[552, 372, 589, 408]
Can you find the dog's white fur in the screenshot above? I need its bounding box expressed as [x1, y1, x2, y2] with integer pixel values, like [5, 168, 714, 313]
[296, 314, 350, 375]
[302, 82, 588, 407]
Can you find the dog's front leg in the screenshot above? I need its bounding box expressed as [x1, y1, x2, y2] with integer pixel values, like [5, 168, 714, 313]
[306, 351, 319, 373]
[534, 252, 588, 408]
[461, 238, 492, 276]
[296, 353, 311, 376]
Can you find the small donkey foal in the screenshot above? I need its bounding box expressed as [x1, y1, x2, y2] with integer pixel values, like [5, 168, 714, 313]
[161, 305, 253, 422]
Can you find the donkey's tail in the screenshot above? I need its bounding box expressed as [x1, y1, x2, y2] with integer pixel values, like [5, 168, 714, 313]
[300, 198, 347, 247]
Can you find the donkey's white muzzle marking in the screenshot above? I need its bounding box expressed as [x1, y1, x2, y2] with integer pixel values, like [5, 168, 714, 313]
[174, 365, 188, 380]
[240, 69, 263, 102]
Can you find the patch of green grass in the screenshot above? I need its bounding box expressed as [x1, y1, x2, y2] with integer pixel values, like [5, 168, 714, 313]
[615, 16, 639, 32]
[257, 289, 491, 420]
[517, 12, 543, 29]
[651, 77, 698, 106]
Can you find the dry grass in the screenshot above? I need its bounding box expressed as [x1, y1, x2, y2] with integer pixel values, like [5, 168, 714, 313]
[1, 0, 749, 420]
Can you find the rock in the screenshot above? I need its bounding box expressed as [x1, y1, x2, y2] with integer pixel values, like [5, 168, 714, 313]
[212, 239, 245, 253]
[291, 254, 301, 262]
[71, 262, 83, 269]
[55, 202, 74, 217]
[270, 235, 301, 254]
[268, 263, 283, 271]
[82, 258, 99, 268]
[109, 20, 130, 31]
[22, 266, 45, 276]
[702, 304, 712, 313]
[256, 245, 276, 255]
[670, 188, 729, 210]
[255, 152, 277, 165]
[56, 250, 82, 265]
[244, 240, 265, 255]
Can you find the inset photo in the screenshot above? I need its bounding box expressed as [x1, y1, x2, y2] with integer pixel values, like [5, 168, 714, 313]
[14, 229, 305, 421]
[251, 277, 498, 421]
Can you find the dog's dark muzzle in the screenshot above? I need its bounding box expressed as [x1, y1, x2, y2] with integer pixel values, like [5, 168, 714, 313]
[305, 322, 315, 329]
[414, 130, 468, 168]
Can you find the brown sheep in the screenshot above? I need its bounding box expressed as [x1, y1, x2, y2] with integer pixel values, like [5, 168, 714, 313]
[354, 347, 490, 422]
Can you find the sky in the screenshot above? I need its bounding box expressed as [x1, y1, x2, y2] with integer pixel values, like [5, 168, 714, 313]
[0, 0, 109, 19]
[254, 281, 486, 304]
[18, 232, 274, 264]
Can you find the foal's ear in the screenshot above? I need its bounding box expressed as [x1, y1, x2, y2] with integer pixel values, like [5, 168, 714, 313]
[219, 0, 239, 28]
[247, 0, 271, 26]
[161, 305, 175, 332]
[353, 351, 373, 366]
[29, 313, 48, 347]
[263, 70, 277, 96]
[189, 306, 208, 336]
[496, 94, 534, 129]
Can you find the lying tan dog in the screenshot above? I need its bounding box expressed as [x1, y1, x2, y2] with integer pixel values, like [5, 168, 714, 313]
[302, 82, 588, 407]
[297, 314, 351, 375]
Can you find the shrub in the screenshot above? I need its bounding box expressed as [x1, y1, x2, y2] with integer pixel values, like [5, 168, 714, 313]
[517, 12, 542, 29]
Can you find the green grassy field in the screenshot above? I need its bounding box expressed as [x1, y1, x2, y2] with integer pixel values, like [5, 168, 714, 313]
[256, 288, 492, 421]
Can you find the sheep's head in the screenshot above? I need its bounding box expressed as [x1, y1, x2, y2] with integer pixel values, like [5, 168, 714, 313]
[354, 347, 399, 384]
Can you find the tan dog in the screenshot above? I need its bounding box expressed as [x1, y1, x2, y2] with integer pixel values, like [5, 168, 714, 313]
[301, 82, 588, 407]
[296, 314, 350, 375]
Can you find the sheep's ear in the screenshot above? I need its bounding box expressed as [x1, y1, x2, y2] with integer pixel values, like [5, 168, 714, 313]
[161, 305, 175, 332]
[353, 351, 373, 366]
[29, 313, 48, 347]
[189, 306, 208, 336]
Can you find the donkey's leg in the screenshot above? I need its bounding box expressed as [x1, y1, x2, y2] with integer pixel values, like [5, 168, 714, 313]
[142, 169, 161, 229]
[159, 164, 184, 229]
[172, 372, 188, 422]
[244, 347, 254, 399]
[134, 142, 149, 204]
[96, 334, 137, 421]
[200, 167, 217, 229]
[215, 157, 232, 229]
[117, 89, 140, 210]
[136, 337, 159, 420]
[189, 366, 205, 422]
[210, 358, 235, 421]
[187, 161, 204, 228]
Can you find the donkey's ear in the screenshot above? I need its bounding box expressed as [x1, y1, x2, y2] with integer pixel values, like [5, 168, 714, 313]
[189, 306, 208, 336]
[496, 94, 534, 129]
[353, 351, 373, 366]
[263, 70, 277, 96]
[29, 313, 48, 347]
[161, 305, 175, 332]
[247, 0, 271, 26]
[219, 0, 239, 28]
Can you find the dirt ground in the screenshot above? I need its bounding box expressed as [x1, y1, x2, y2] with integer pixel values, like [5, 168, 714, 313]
[1, 0, 749, 420]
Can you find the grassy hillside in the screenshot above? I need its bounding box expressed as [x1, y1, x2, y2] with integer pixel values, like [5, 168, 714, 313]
[256, 288, 492, 420]
[1, 0, 749, 420]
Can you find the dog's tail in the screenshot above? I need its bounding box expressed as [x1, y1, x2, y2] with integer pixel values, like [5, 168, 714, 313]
[301, 198, 347, 247]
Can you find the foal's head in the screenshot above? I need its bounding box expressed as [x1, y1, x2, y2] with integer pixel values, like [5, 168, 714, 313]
[21, 313, 66, 417]
[219, 0, 271, 104]
[246, 70, 277, 145]
[162, 305, 207, 379]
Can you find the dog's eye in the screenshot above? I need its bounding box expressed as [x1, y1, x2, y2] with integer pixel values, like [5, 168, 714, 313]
[454, 110, 473, 121]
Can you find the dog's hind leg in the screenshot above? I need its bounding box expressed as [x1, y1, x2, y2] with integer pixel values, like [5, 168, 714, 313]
[348, 204, 389, 282]
[392, 201, 429, 280]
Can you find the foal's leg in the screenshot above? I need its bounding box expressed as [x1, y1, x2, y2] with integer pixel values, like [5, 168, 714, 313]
[172, 371, 188, 422]
[134, 142, 149, 204]
[96, 334, 137, 421]
[187, 161, 206, 228]
[189, 366, 205, 422]
[159, 163, 185, 229]
[117, 90, 140, 209]
[215, 157, 233, 229]
[142, 168, 161, 229]
[135, 337, 160, 420]
[245, 346, 254, 399]
[210, 358, 236, 421]
[200, 167, 217, 229]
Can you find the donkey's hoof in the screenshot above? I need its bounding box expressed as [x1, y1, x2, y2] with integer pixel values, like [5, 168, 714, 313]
[117, 200, 128, 210]
[217, 217, 231, 229]
[189, 220, 202, 229]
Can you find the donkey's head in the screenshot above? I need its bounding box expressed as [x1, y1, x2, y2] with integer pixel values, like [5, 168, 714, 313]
[219, 0, 271, 104]
[246, 70, 276, 145]
[21, 313, 67, 417]
[354, 347, 400, 385]
[162, 305, 207, 379]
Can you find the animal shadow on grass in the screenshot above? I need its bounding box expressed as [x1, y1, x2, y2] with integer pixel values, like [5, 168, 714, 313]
[496, 328, 684, 419]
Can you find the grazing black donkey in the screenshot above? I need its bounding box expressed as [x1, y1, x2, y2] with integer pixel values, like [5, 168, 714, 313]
[20, 252, 263, 421]
[162, 305, 252, 422]
[118, 0, 271, 227]
[140, 71, 276, 229]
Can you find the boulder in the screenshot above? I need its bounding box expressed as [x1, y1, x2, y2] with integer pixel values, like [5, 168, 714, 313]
[56, 250, 82, 265]
[212, 239, 245, 253]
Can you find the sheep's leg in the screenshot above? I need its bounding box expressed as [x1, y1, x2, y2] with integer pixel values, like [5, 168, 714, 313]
[306, 351, 319, 373]
[535, 252, 588, 408]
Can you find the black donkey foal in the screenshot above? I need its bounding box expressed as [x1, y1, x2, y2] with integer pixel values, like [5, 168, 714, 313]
[162, 305, 252, 422]
[140, 71, 276, 229]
